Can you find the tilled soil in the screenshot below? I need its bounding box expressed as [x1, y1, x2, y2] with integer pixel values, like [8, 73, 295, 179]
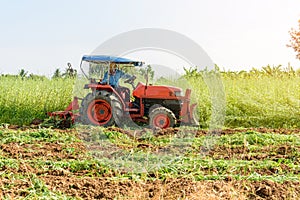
[1, 127, 300, 199]
[1, 141, 87, 160]
[208, 145, 300, 161]
[104, 127, 300, 139]
[6, 123, 300, 136]
[1, 175, 299, 200]
[39, 177, 300, 200]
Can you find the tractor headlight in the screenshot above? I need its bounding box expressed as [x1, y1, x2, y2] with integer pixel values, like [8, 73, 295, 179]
[174, 91, 184, 97]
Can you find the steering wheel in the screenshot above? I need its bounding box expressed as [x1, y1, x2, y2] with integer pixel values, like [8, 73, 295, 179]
[124, 75, 136, 84]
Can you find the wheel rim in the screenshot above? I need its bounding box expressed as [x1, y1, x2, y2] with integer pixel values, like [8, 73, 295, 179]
[87, 99, 112, 125]
[153, 114, 170, 129]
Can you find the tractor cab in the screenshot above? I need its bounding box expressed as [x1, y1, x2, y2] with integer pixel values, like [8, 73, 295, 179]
[80, 55, 143, 82]
[80, 55, 144, 101]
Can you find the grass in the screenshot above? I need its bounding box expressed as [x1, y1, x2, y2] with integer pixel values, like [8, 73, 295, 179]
[217, 131, 300, 146]
[1, 67, 300, 128]
[3, 127, 299, 180]
[1, 173, 76, 200]
[0, 127, 299, 198]
[1, 67, 300, 198]
[0, 128, 80, 144]
[0, 76, 74, 125]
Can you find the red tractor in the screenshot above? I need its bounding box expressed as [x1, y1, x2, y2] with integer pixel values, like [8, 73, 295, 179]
[49, 55, 199, 129]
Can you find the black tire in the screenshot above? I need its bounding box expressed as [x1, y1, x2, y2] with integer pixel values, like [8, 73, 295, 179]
[80, 91, 123, 127]
[113, 95, 138, 128]
[110, 95, 123, 127]
[149, 106, 176, 129]
[148, 104, 161, 116]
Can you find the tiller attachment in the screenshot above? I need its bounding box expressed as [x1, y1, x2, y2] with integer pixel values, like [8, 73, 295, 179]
[47, 97, 80, 124]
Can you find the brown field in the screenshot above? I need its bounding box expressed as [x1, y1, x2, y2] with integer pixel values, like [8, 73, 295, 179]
[0, 127, 299, 199]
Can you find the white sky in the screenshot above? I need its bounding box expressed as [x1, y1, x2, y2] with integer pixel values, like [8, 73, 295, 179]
[0, 0, 300, 76]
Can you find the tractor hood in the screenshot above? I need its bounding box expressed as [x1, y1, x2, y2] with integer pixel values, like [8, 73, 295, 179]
[133, 82, 183, 99]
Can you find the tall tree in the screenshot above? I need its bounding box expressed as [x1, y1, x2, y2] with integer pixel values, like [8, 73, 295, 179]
[52, 68, 62, 79]
[18, 69, 28, 79]
[62, 63, 77, 78]
[287, 19, 300, 60]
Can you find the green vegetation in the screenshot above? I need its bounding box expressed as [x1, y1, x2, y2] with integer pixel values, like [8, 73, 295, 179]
[0, 127, 299, 180]
[0, 128, 80, 144]
[0, 76, 74, 125]
[1, 65, 300, 128]
[0, 127, 299, 197]
[1, 67, 299, 198]
[158, 65, 300, 128]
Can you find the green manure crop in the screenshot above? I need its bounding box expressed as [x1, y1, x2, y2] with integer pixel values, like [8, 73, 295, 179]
[0, 76, 74, 125]
[1, 65, 300, 128]
[160, 66, 300, 128]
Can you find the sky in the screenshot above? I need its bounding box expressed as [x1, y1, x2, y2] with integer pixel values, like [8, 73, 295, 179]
[0, 0, 300, 76]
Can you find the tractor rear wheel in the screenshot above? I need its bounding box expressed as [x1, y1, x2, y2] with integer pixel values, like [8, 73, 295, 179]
[80, 91, 123, 127]
[149, 106, 176, 129]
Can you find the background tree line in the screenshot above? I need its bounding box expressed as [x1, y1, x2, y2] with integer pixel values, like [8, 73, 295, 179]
[0, 63, 77, 80]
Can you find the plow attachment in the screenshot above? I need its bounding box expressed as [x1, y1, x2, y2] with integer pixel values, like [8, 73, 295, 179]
[47, 97, 80, 124]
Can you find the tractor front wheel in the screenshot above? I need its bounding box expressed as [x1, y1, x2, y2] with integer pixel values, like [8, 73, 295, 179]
[149, 106, 176, 129]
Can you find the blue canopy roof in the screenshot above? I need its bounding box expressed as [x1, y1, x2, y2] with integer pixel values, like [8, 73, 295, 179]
[82, 55, 143, 66]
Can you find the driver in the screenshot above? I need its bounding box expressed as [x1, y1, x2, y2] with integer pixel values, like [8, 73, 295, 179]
[100, 62, 135, 101]
[100, 63, 134, 87]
